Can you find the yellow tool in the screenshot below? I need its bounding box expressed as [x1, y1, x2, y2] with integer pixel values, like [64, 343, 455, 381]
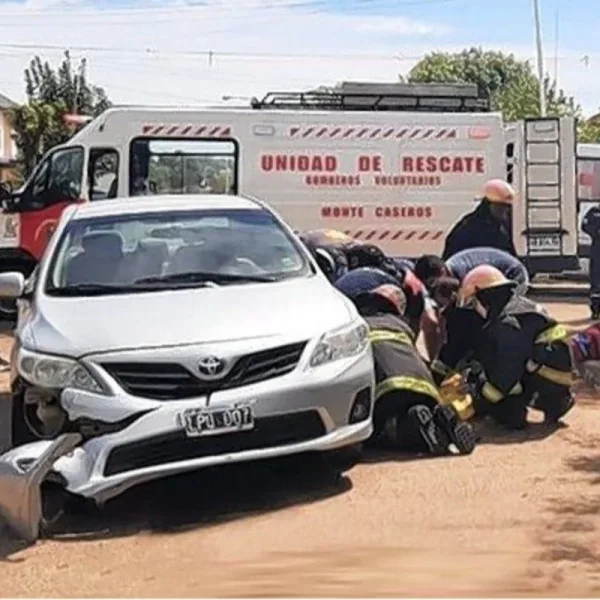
[438, 373, 476, 421]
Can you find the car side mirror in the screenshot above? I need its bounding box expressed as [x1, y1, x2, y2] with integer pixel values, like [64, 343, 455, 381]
[0, 272, 25, 298]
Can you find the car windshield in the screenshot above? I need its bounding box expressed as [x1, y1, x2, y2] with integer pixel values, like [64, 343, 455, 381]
[45, 208, 312, 296]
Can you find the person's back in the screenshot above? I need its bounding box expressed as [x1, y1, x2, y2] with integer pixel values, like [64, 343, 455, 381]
[446, 247, 529, 293]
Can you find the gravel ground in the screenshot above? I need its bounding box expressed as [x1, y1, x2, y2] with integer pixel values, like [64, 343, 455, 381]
[1, 301, 600, 597]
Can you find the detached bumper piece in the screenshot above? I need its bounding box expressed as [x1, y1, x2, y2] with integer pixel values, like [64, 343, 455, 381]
[0, 433, 82, 543]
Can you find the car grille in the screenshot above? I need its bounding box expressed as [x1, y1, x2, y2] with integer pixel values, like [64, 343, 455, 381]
[103, 410, 326, 476]
[101, 341, 308, 400]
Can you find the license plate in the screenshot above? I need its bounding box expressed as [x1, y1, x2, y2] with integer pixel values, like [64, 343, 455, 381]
[179, 403, 255, 438]
[529, 235, 560, 251]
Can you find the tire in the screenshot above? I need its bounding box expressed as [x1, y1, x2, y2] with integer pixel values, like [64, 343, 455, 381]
[39, 481, 91, 538]
[319, 444, 363, 474]
[10, 391, 39, 448]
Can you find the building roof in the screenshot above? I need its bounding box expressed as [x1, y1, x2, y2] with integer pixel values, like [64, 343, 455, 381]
[0, 93, 16, 110]
[588, 112, 600, 124]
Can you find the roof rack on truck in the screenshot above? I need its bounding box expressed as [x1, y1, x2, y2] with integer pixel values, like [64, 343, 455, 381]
[251, 81, 490, 112]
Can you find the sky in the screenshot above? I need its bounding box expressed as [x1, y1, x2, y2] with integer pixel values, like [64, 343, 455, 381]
[0, 0, 598, 114]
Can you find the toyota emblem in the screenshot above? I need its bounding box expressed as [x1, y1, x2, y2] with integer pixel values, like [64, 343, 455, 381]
[197, 356, 226, 378]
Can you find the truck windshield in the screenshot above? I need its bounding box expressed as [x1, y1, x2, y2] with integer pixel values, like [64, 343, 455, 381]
[129, 138, 237, 197]
[45, 208, 312, 296]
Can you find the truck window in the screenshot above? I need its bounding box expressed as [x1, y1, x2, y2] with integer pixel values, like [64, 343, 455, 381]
[129, 138, 237, 197]
[21, 147, 84, 211]
[89, 148, 119, 201]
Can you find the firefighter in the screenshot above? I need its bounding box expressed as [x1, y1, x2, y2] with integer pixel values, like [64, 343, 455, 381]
[442, 179, 517, 260]
[299, 229, 352, 282]
[456, 265, 575, 429]
[334, 266, 431, 337]
[413, 252, 528, 364]
[352, 283, 477, 455]
[582, 205, 600, 319]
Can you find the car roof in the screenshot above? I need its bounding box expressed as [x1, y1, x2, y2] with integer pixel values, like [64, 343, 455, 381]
[69, 194, 263, 220]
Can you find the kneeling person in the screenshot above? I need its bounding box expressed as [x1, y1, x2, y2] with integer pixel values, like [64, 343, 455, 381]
[354, 284, 477, 456]
[457, 265, 575, 429]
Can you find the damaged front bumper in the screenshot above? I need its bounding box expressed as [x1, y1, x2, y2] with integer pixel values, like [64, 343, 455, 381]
[0, 357, 373, 541]
[0, 433, 82, 542]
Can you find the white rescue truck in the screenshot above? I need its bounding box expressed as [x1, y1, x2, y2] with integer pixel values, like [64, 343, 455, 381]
[0, 82, 582, 289]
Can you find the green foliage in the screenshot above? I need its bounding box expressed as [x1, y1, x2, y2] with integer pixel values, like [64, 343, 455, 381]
[9, 51, 111, 178]
[579, 118, 600, 144]
[407, 47, 580, 121]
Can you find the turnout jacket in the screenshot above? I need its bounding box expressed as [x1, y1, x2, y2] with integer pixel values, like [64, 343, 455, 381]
[442, 202, 517, 260]
[474, 295, 573, 406]
[364, 312, 440, 406]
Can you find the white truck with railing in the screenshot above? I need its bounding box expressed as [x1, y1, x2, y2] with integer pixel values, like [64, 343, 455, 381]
[0, 82, 587, 300]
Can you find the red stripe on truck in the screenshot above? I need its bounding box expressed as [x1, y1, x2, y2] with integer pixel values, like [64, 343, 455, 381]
[338, 230, 446, 242]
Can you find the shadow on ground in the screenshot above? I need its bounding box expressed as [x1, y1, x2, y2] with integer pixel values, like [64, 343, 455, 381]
[529, 433, 600, 591]
[476, 420, 565, 446]
[0, 454, 352, 557]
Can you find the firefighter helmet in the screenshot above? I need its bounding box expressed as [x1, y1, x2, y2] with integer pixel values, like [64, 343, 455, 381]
[458, 265, 513, 307]
[301, 229, 355, 247]
[482, 179, 515, 205]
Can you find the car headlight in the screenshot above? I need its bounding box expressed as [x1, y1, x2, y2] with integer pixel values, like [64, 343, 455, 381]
[309, 320, 370, 367]
[17, 347, 105, 394]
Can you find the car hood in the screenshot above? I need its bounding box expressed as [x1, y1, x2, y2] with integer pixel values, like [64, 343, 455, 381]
[25, 277, 357, 357]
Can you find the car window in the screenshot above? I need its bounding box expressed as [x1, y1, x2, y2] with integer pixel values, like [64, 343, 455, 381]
[46, 208, 311, 294]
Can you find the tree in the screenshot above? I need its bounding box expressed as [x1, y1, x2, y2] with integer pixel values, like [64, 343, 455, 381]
[10, 51, 111, 177]
[407, 47, 580, 121]
[579, 117, 600, 144]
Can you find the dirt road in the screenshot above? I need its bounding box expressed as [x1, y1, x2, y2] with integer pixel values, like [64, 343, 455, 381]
[2, 301, 600, 597]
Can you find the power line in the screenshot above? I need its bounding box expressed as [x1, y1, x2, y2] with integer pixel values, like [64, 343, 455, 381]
[0, 42, 423, 61]
[0, 42, 594, 63]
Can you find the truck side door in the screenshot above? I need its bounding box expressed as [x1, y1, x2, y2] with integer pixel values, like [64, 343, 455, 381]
[9, 146, 85, 261]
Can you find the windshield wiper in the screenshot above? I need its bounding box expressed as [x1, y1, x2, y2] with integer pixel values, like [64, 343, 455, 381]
[134, 271, 277, 285]
[47, 283, 142, 297]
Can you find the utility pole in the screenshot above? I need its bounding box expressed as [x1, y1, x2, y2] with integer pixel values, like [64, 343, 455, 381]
[533, 0, 547, 116]
[554, 8, 559, 86]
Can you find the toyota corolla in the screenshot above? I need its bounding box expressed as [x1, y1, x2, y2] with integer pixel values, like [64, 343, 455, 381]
[0, 194, 374, 530]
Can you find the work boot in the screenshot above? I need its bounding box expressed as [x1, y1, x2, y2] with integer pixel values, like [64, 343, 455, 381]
[405, 404, 451, 456]
[542, 394, 575, 424]
[432, 404, 477, 455]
